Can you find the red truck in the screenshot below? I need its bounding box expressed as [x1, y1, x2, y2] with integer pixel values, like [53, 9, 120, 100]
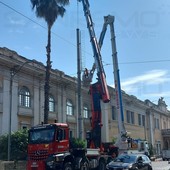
[27, 0, 120, 169]
[27, 122, 118, 170]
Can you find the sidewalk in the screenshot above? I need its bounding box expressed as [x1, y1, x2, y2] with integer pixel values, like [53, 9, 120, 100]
[151, 156, 162, 161]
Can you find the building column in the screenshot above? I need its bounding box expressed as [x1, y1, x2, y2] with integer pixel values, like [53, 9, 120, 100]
[149, 112, 154, 146]
[12, 81, 19, 131]
[33, 86, 40, 125]
[58, 85, 66, 123]
[2, 79, 10, 134]
[101, 102, 109, 142]
[2, 79, 18, 133]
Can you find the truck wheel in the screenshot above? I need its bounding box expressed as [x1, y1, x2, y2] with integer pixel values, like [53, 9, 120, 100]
[98, 160, 106, 170]
[80, 160, 89, 170]
[107, 157, 113, 164]
[133, 168, 139, 170]
[63, 162, 73, 170]
[148, 166, 153, 170]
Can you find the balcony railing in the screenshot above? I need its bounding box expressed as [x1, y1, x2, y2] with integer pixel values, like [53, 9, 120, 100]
[161, 129, 170, 136]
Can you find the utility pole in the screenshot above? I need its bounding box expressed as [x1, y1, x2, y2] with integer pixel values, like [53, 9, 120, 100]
[77, 28, 83, 139]
[8, 60, 35, 161]
[8, 68, 14, 161]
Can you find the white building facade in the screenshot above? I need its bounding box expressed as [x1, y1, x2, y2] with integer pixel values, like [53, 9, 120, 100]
[0, 47, 170, 156]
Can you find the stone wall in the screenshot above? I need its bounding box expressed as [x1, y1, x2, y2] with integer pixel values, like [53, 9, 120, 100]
[0, 161, 26, 170]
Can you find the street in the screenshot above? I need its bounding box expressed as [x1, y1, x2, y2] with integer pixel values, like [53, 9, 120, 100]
[152, 161, 170, 170]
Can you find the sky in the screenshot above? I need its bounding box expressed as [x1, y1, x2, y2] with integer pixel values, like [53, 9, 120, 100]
[1, 0, 170, 108]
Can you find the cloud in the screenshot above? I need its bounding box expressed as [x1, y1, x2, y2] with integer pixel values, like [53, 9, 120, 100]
[8, 16, 26, 26]
[109, 69, 170, 108]
[142, 91, 170, 98]
[6, 16, 26, 34]
[23, 46, 32, 50]
[121, 69, 170, 94]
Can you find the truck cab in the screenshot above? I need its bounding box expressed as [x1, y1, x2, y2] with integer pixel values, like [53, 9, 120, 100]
[27, 123, 70, 170]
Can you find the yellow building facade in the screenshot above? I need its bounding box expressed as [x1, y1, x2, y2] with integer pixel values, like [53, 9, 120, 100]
[0, 47, 170, 157]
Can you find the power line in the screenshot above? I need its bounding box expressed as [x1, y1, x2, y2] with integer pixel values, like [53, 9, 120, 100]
[70, 58, 170, 76]
[0, 0, 95, 74]
[120, 59, 170, 65]
[1, 0, 170, 76]
[0, 1, 77, 49]
[0, 1, 46, 29]
[103, 59, 170, 66]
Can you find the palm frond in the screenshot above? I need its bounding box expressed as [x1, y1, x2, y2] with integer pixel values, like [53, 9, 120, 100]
[55, 0, 70, 6]
[30, 0, 69, 27]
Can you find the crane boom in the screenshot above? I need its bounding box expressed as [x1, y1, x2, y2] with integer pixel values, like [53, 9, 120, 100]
[80, 0, 110, 103]
[99, 15, 128, 150]
[79, 0, 110, 149]
[80, 0, 127, 152]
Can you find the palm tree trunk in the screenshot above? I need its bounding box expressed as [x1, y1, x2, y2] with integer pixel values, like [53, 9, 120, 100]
[44, 25, 52, 124]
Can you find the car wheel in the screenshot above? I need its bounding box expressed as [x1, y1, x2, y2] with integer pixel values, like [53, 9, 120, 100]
[80, 160, 89, 170]
[98, 160, 106, 170]
[63, 162, 73, 170]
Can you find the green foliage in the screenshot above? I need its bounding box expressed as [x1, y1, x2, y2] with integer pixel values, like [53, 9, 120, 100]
[148, 143, 155, 156]
[0, 129, 28, 160]
[112, 137, 117, 144]
[0, 134, 8, 159]
[70, 138, 86, 149]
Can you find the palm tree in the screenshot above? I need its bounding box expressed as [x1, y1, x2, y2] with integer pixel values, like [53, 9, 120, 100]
[31, 0, 69, 124]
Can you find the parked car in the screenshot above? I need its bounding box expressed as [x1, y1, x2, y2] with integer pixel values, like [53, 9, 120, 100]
[106, 153, 152, 170]
[162, 150, 170, 161]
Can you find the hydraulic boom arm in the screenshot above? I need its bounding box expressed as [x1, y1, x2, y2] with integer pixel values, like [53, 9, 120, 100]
[99, 15, 128, 147]
[79, 0, 110, 149]
[80, 0, 110, 103]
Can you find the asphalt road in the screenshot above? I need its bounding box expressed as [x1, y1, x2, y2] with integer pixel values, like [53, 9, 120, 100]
[152, 161, 170, 170]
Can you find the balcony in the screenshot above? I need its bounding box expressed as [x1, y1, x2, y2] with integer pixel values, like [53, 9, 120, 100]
[161, 129, 170, 136]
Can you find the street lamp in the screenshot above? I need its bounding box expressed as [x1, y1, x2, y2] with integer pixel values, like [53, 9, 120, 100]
[7, 60, 34, 161]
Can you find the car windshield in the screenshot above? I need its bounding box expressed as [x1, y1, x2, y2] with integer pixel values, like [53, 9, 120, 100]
[29, 127, 55, 144]
[114, 155, 136, 163]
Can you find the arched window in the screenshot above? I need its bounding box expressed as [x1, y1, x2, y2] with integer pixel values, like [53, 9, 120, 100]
[83, 105, 89, 118]
[66, 100, 74, 115]
[112, 106, 117, 120]
[19, 86, 31, 107]
[49, 95, 55, 112]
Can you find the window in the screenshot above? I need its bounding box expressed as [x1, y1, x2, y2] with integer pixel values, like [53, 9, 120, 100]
[126, 110, 135, 124]
[131, 112, 134, 124]
[49, 95, 55, 112]
[57, 128, 66, 141]
[69, 130, 73, 139]
[83, 106, 89, 118]
[126, 110, 130, 123]
[138, 114, 141, 125]
[22, 126, 28, 130]
[138, 114, 145, 126]
[141, 155, 150, 162]
[155, 118, 160, 129]
[155, 141, 161, 155]
[19, 86, 31, 107]
[163, 120, 167, 129]
[142, 115, 145, 127]
[112, 106, 117, 120]
[66, 100, 74, 115]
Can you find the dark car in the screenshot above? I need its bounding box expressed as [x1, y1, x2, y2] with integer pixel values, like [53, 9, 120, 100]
[106, 153, 152, 170]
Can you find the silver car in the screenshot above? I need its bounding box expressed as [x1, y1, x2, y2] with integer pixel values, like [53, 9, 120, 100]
[106, 153, 152, 170]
